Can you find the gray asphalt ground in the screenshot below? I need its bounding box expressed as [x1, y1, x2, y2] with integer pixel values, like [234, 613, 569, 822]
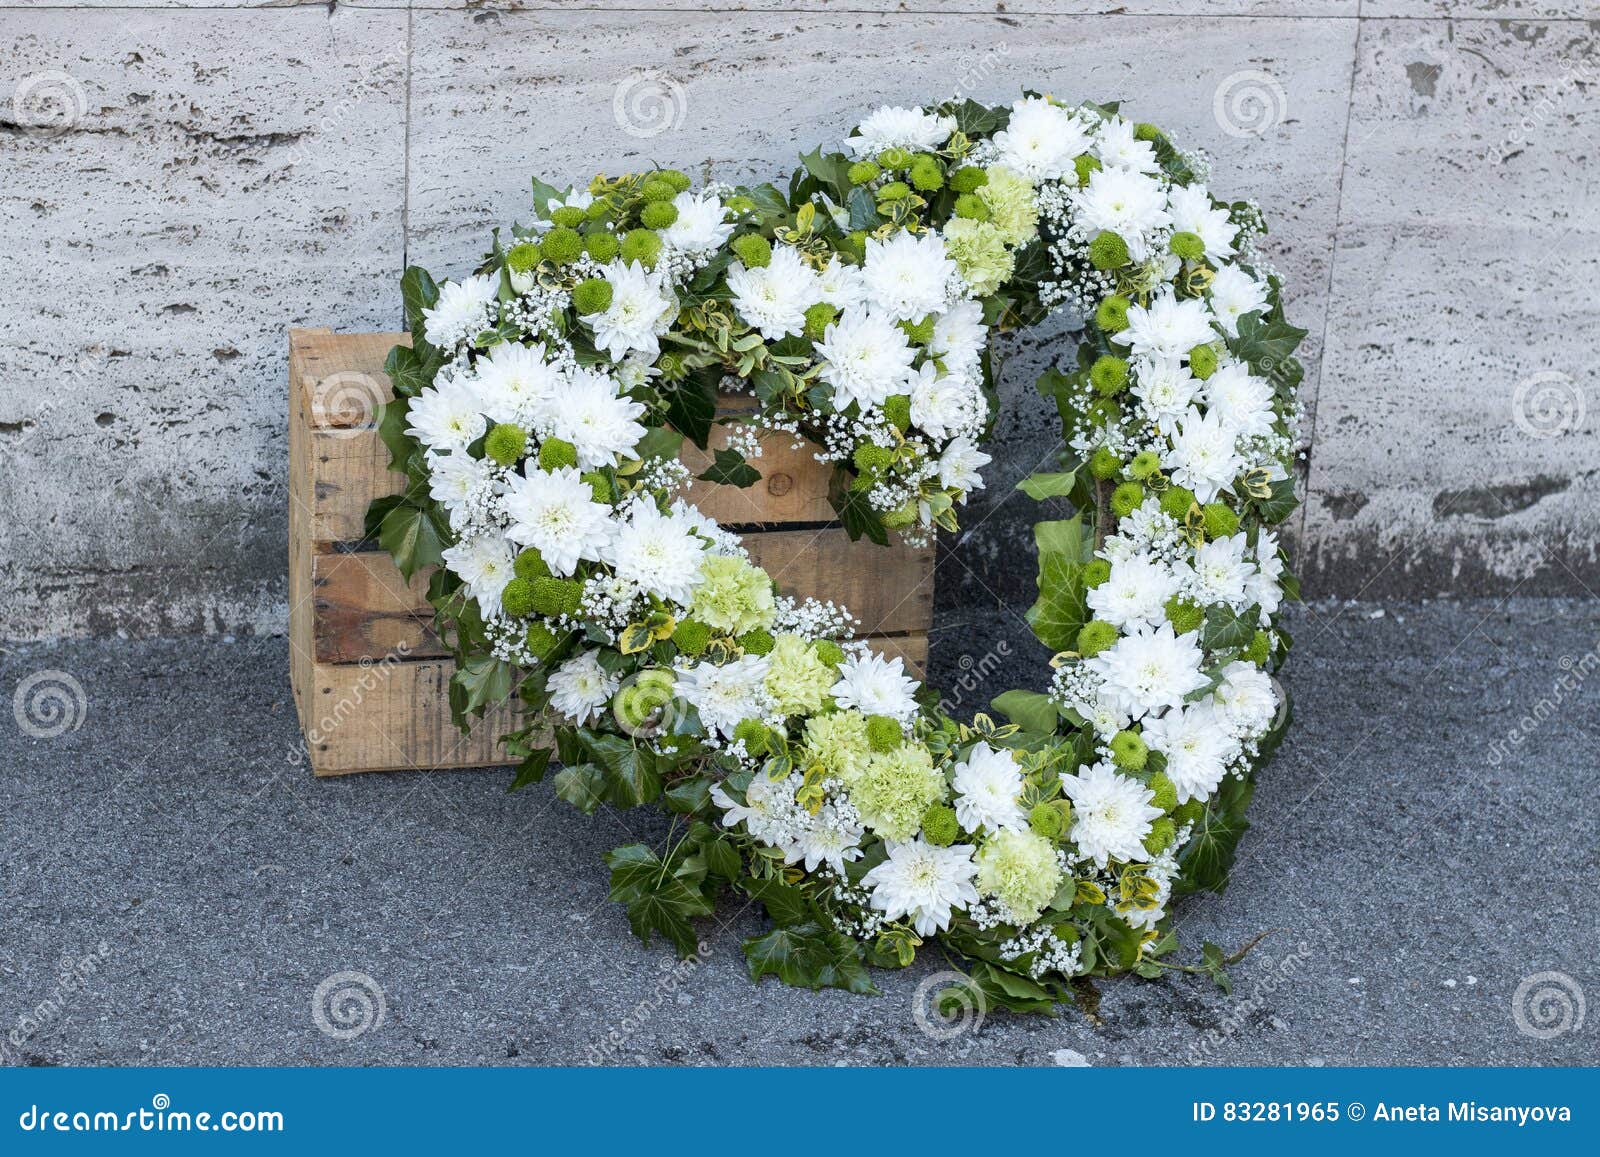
[1, 599, 1595, 1067]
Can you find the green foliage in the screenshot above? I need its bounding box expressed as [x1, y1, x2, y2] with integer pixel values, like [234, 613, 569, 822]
[1026, 519, 1093, 652]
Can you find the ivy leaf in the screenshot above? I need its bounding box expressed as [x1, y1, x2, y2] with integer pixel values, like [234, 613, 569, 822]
[1016, 470, 1078, 500]
[991, 689, 1059, 736]
[696, 447, 762, 489]
[1251, 477, 1297, 525]
[606, 844, 714, 958]
[451, 655, 514, 718]
[742, 923, 878, 994]
[1174, 774, 1255, 895]
[1201, 603, 1259, 652]
[703, 838, 743, 882]
[382, 342, 442, 399]
[663, 375, 718, 448]
[799, 147, 853, 203]
[663, 776, 712, 815]
[399, 266, 439, 341]
[507, 746, 551, 793]
[584, 733, 663, 809]
[830, 470, 889, 545]
[618, 622, 656, 655]
[551, 763, 607, 814]
[946, 98, 1010, 135]
[632, 425, 684, 463]
[847, 187, 879, 231]
[374, 398, 414, 472]
[1226, 310, 1308, 380]
[1025, 518, 1093, 652]
[746, 875, 811, 927]
[529, 177, 563, 215]
[377, 501, 445, 581]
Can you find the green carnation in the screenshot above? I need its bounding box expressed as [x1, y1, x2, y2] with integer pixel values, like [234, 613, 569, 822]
[1111, 480, 1145, 518]
[639, 177, 677, 202]
[1088, 445, 1122, 481]
[672, 619, 712, 657]
[1188, 344, 1218, 380]
[690, 554, 775, 636]
[882, 395, 911, 432]
[513, 549, 550, 580]
[737, 628, 775, 656]
[541, 226, 583, 265]
[976, 829, 1062, 925]
[732, 718, 770, 756]
[942, 218, 1014, 298]
[524, 621, 560, 659]
[1159, 485, 1198, 522]
[549, 206, 586, 229]
[847, 160, 881, 185]
[505, 241, 541, 273]
[865, 714, 902, 753]
[584, 232, 619, 264]
[803, 302, 837, 339]
[1143, 817, 1177, 857]
[1109, 729, 1148, 771]
[656, 169, 691, 193]
[763, 633, 836, 716]
[1165, 596, 1204, 635]
[1128, 450, 1162, 480]
[803, 710, 872, 779]
[484, 423, 527, 466]
[976, 165, 1038, 246]
[1089, 231, 1130, 270]
[1029, 800, 1068, 840]
[875, 180, 911, 204]
[619, 228, 662, 268]
[1147, 772, 1179, 813]
[1083, 559, 1111, 588]
[921, 805, 959, 847]
[639, 200, 678, 230]
[844, 744, 945, 842]
[501, 577, 538, 618]
[530, 577, 582, 618]
[731, 234, 772, 268]
[852, 442, 895, 475]
[949, 165, 989, 194]
[953, 193, 990, 221]
[876, 147, 912, 171]
[1169, 231, 1206, 261]
[1077, 620, 1118, 657]
[538, 437, 578, 472]
[571, 278, 613, 316]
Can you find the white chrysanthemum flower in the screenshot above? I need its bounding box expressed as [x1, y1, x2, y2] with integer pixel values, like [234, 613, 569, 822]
[1071, 167, 1170, 260]
[674, 655, 772, 739]
[1059, 761, 1163, 868]
[1212, 660, 1278, 735]
[726, 245, 820, 340]
[993, 96, 1093, 181]
[847, 105, 956, 158]
[862, 231, 957, 322]
[1094, 117, 1161, 174]
[1166, 406, 1247, 504]
[938, 436, 992, 499]
[609, 498, 708, 606]
[951, 741, 1028, 834]
[712, 775, 792, 844]
[427, 451, 495, 522]
[1208, 263, 1271, 337]
[441, 534, 516, 617]
[815, 309, 917, 411]
[1131, 357, 1202, 435]
[471, 340, 564, 427]
[817, 256, 867, 313]
[929, 297, 987, 378]
[548, 366, 649, 470]
[547, 651, 618, 725]
[1202, 363, 1275, 439]
[1141, 703, 1236, 804]
[664, 190, 734, 255]
[1086, 555, 1178, 632]
[861, 838, 979, 936]
[1250, 529, 1286, 615]
[584, 259, 677, 362]
[404, 379, 487, 453]
[830, 650, 919, 722]
[1117, 289, 1217, 361]
[1091, 622, 1209, 719]
[909, 362, 981, 441]
[1166, 183, 1237, 260]
[791, 805, 866, 874]
[421, 274, 498, 347]
[1181, 532, 1254, 608]
[501, 464, 617, 576]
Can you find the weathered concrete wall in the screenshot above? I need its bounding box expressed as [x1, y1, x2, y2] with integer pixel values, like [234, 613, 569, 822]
[0, 2, 1594, 639]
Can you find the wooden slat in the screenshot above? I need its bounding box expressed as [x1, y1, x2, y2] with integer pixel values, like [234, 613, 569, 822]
[305, 658, 521, 776]
[311, 531, 932, 664]
[677, 427, 837, 525]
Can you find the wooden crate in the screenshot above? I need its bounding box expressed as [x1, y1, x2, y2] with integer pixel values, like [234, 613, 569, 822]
[289, 329, 934, 776]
